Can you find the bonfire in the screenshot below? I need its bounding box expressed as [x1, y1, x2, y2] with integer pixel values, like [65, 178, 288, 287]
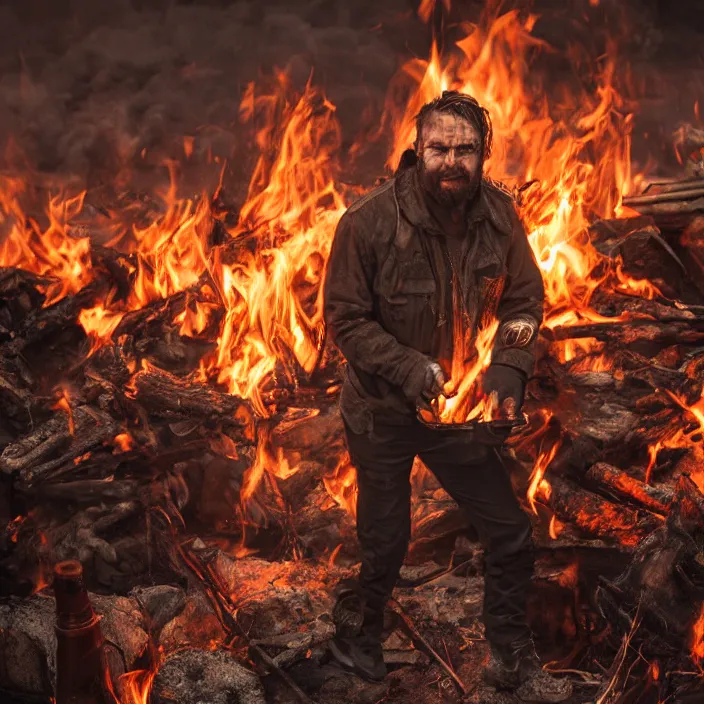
[1, 1, 704, 703]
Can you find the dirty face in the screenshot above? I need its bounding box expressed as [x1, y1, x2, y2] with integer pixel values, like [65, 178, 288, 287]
[416, 111, 483, 207]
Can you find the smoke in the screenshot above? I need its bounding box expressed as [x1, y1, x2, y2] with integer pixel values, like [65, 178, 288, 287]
[0, 0, 701, 200]
[0, 0, 422, 198]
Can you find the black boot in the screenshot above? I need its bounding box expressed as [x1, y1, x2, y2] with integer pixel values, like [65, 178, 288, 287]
[484, 640, 573, 703]
[328, 632, 387, 682]
[329, 583, 387, 682]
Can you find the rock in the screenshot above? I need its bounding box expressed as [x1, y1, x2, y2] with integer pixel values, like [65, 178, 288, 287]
[0, 591, 148, 698]
[158, 589, 225, 652]
[0, 594, 56, 696]
[151, 648, 266, 704]
[130, 584, 187, 634]
[211, 554, 345, 639]
[91, 593, 149, 682]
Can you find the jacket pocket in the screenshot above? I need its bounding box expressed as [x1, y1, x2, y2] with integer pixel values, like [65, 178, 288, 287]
[381, 277, 436, 315]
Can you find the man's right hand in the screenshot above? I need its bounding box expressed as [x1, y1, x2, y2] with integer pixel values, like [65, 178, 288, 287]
[416, 362, 446, 412]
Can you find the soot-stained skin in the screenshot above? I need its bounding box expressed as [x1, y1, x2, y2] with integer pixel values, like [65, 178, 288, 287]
[417, 112, 483, 206]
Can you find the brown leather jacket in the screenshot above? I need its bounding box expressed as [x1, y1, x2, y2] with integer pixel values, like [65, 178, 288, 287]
[324, 165, 544, 433]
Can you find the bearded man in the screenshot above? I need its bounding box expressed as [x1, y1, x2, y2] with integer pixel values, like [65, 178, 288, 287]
[323, 91, 572, 702]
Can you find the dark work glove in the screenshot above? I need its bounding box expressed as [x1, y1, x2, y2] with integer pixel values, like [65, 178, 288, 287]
[481, 363, 527, 418]
[416, 362, 446, 412]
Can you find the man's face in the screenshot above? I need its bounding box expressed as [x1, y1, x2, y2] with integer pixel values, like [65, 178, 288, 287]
[417, 111, 483, 207]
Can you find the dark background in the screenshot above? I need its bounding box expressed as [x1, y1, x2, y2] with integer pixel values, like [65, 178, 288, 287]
[0, 0, 702, 197]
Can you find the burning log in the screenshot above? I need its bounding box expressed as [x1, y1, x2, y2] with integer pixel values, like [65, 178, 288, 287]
[599, 474, 704, 642]
[536, 476, 659, 547]
[130, 364, 254, 432]
[542, 319, 704, 345]
[584, 462, 672, 515]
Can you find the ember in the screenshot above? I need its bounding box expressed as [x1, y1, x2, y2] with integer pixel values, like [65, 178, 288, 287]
[1, 1, 704, 703]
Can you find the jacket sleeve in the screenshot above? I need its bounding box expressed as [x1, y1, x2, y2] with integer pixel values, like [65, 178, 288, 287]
[324, 210, 432, 400]
[491, 206, 545, 377]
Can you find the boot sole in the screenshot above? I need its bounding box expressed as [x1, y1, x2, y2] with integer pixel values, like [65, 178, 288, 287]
[328, 640, 387, 682]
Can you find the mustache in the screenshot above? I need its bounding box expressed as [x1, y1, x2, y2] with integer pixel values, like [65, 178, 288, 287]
[437, 170, 471, 181]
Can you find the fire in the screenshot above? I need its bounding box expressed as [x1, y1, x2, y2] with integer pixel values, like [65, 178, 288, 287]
[691, 602, 704, 664]
[0, 178, 93, 306]
[323, 454, 358, 518]
[119, 667, 157, 704]
[527, 438, 561, 513]
[382, 2, 651, 368]
[51, 388, 75, 436]
[113, 433, 135, 453]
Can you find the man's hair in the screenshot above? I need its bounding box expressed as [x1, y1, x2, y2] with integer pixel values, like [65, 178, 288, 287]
[415, 90, 493, 159]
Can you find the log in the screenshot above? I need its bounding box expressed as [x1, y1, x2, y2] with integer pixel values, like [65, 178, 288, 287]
[642, 178, 704, 194]
[624, 197, 704, 215]
[601, 474, 704, 639]
[536, 476, 659, 547]
[131, 366, 254, 432]
[622, 187, 704, 206]
[542, 320, 704, 345]
[30, 479, 138, 505]
[0, 405, 120, 485]
[585, 462, 672, 515]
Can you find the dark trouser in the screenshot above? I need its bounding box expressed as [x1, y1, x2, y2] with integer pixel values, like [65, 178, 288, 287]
[344, 417, 534, 649]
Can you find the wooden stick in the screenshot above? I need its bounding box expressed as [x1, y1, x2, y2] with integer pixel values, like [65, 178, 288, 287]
[389, 599, 468, 695]
[623, 187, 704, 206]
[642, 178, 704, 194]
[625, 197, 704, 215]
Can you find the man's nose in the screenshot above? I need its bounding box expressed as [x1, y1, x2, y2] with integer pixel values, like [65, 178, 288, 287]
[445, 149, 456, 166]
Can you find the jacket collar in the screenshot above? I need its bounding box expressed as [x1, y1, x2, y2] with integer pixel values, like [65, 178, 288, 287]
[394, 164, 513, 237]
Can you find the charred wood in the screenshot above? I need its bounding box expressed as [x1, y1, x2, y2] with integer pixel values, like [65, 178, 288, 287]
[537, 476, 659, 547]
[584, 462, 672, 515]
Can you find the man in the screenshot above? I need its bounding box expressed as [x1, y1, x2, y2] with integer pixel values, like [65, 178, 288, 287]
[323, 91, 572, 702]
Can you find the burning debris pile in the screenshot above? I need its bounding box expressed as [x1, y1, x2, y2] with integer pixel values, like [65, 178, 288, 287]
[1, 1, 704, 702]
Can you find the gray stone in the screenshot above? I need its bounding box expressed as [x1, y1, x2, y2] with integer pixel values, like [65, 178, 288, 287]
[130, 584, 187, 634]
[0, 594, 56, 695]
[151, 649, 265, 704]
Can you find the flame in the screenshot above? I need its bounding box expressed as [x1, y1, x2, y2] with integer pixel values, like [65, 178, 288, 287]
[692, 602, 704, 664]
[382, 3, 651, 364]
[51, 388, 75, 436]
[0, 1, 681, 566]
[323, 454, 358, 518]
[548, 514, 563, 540]
[79, 304, 126, 354]
[113, 433, 134, 453]
[527, 438, 561, 513]
[0, 178, 92, 305]
[119, 668, 157, 704]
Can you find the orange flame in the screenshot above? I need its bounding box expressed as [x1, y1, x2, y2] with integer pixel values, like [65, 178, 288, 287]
[51, 388, 75, 436]
[527, 437, 561, 514]
[692, 602, 704, 663]
[119, 667, 157, 704]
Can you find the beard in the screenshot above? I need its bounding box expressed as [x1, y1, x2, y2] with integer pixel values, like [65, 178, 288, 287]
[419, 162, 481, 208]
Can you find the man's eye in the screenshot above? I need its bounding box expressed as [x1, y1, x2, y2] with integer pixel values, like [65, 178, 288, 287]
[457, 145, 476, 156]
[429, 146, 448, 155]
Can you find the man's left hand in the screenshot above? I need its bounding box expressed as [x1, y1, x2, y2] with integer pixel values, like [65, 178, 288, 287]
[481, 363, 527, 418]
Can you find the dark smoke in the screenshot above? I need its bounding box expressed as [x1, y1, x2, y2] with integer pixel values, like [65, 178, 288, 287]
[0, 0, 702, 202]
